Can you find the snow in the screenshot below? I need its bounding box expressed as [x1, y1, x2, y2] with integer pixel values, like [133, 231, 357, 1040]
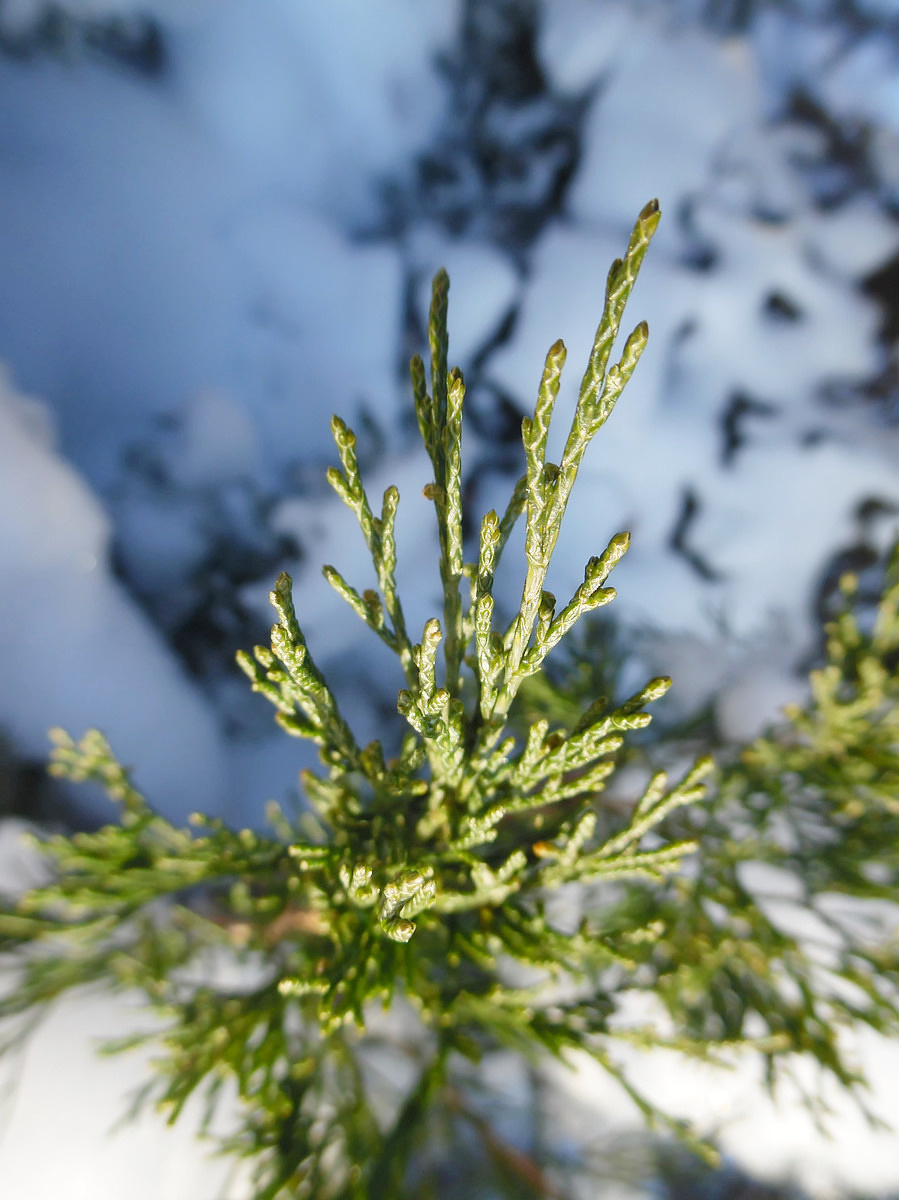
[0, 57, 410, 485]
[0, 0, 210, 27]
[562, 15, 759, 233]
[170, 388, 261, 489]
[0, 370, 229, 824]
[0, 985, 250, 1200]
[174, 0, 456, 228]
[228, 201, 404, 464]
[816, 32, 899, 132]
[0, 57, 242, 484]
[482, 201, 898, 654]
[406, 227, 520, 368]
[1, 0, 899, 1194]
[546, 1027, 899, 1200]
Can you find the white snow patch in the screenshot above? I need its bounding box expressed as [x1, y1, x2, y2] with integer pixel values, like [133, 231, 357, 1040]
[714, 664, 808, 743]
[545, 1024, 899, 1200]
[0, 369, 229, 824]
[229, 202, 404, 464]
[564, 12, 758, 233]
[173, 0, 456, 228]
[0, 983, 250, 1200]
[407, 227, 520, 369]
[170, 387, 261, 489]
[817, 33, 899, 133]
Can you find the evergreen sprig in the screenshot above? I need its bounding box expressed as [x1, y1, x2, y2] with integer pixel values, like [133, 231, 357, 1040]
[1, 200, 897, 1198]
[654, 543, 899, 1097]
[529, 539, 899, 1126]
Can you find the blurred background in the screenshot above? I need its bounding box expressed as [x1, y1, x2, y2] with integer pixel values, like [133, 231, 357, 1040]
[0, 0, 898, 1196]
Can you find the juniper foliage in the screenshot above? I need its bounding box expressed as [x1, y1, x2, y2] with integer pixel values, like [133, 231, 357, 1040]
[1, 201, 897, 1198]
[649, 546, 899, 1100]
[530, 539, 899, 1125]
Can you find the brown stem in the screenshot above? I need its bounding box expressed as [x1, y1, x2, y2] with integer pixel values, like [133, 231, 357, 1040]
[443, 1084, 567, 1199]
